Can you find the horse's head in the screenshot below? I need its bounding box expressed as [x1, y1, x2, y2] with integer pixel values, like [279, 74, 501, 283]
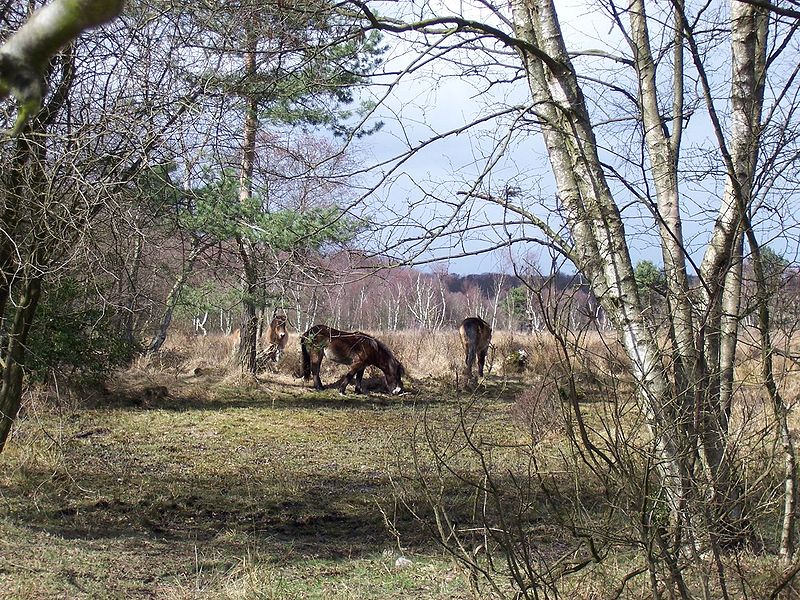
[386, 361, 405, 395]
[271, 315, 288, 342]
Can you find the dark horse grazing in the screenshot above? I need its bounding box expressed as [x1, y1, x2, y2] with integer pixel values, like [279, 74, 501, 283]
[459, 317, 492, 378]
[301, 325, 405, 395]
[263, 314, 288, 362]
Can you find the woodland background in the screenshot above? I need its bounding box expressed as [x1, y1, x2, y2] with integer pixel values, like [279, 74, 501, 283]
[4, 0, 800, 598]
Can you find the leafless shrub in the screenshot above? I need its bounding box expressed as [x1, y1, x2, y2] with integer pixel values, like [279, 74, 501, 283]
[387, 391, 599, 600]
[382, 319, 800, 597]
[510, 379, 563, 444]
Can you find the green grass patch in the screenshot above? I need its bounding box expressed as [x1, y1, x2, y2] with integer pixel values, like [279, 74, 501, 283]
[0, 372, 505, 598]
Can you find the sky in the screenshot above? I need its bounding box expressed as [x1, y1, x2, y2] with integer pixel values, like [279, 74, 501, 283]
[351, 1, 639, 275]
[348, 0, 800, 276]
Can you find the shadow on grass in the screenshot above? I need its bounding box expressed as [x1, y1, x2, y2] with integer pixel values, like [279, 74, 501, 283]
[87, 374, 526, 414]
[90, 388, 442, 414]
[3, 376, 538, 568]
[3, 463, 470, 562]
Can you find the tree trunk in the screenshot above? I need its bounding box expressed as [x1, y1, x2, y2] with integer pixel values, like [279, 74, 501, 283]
[508, 0, 777, 549]
[698, 0, 768, 545]
[512, 0, 690, 522]
[0, 275, 42, 451]
[630, 0, 754, 546]
[147, 239, 203, 353]
[235, 33, 260, 374]
[629, 0, 697, 394]
[121, 230, 145, 347]
[746, 204, 796, 558]
[0, 126, 42, 452]
[237, 252, 259, 374]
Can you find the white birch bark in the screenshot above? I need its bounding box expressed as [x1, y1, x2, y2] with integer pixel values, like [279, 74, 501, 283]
[628, 0, 697, 401]
[714, 1, 767, 416]
[511, 0, 688, 515]
[723, 2, 794, 556]
[627, 0, 751, 545]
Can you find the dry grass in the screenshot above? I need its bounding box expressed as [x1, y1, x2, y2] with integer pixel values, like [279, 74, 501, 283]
[128, 328, 625, 394]
[380, 329, 461, 380]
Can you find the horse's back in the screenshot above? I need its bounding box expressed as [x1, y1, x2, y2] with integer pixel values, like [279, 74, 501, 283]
[301, 324, 358, 354]
[302, 323, 332, 341]
[460, 317, 492, 349]
[303, 324, 370, 341]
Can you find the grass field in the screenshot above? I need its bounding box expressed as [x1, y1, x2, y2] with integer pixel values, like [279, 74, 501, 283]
[0, 330, 540, 599]
[1, 329, 798, 599]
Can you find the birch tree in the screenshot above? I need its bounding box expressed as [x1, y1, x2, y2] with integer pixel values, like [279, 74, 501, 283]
[346, 0, 800, 582]
[509, 0, 788, 553]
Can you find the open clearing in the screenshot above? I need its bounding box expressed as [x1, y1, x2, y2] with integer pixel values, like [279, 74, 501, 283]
[3, 330, 795, 599]
[0, 367, 524, 599]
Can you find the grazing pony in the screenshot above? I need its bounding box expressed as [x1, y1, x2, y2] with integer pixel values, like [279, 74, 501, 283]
[459, 317, 492, 378]
[263, 314, 288, 362]
[300, 325, 405, 395]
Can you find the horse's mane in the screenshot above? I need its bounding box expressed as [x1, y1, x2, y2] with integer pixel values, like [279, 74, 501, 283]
[371, 336, 392, 356]
[373, 337, 404, 372]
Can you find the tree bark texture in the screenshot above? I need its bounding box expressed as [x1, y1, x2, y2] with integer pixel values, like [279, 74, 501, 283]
[0, 127, 45, 451]
[509, 0, 779, 547]
[235, 32, 260, 374]
[0, 275, 42, 451]
[511, 0, 689, 521]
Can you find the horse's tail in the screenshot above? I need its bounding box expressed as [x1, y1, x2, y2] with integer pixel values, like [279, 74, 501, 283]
[460, 322, 477, 374]
[301, 336, 311, 380]
[466, 336, 477, 371]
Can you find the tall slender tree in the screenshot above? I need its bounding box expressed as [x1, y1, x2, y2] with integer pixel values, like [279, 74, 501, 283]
[174, 0, 382, 371]
[347, 0, 800, 576]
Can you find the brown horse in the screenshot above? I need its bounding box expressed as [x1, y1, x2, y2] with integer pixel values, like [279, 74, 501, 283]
[459, 317, 492, 378]
[263, 314, 288, 362]
[300, 324, 405, 395]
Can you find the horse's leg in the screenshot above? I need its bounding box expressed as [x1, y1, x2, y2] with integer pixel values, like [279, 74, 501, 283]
[465, 343, 476, 378]
[301, 341, 312, 380]
[337, 362, 364, 394]
[477, 348, 487, 377]
[354, 367, 366, 394]
[312, 353, 324, 390]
